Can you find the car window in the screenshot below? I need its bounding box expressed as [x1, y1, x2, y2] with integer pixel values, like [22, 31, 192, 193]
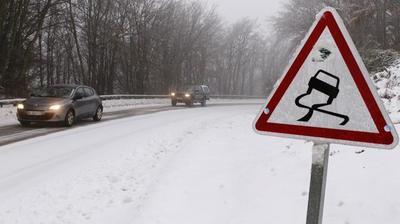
[202, 86, 209, 93]
[75, 88, 85, 97]
[33, 86, 74, 98]
[194, 86, 202, 92]
[182, 86, 194, 92]
[84, 88, 94, 97]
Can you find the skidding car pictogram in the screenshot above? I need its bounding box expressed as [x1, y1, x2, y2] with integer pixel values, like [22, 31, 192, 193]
[295, 70, 349, 125]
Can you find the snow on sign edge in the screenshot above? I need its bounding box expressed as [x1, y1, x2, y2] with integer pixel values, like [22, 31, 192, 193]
[253, 7, 399, 149]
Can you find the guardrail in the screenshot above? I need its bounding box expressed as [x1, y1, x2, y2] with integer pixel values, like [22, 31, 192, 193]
[0, 99, 26, 107]
[0, 95, 265, 107]
[101, 94, 264, 100]
[101, 95, 169, 100]
[210, 95, 264, 99]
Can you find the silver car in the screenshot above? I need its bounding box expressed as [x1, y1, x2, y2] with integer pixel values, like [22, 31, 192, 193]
[17, 85, 103, 127]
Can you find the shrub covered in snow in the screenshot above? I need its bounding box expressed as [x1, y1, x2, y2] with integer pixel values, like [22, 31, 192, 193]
[373, 59, 400, 123]
[364, 49, 400, 74]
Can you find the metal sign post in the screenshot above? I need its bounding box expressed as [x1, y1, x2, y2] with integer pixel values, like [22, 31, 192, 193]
[306, 142, 330, 224]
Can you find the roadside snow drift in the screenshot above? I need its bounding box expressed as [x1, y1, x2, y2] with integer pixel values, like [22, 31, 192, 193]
[0, 104, 399, 224]
[374, 59, 400, 123]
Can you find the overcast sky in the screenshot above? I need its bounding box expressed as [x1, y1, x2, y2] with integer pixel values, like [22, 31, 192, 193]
[207, 0, 286, 24]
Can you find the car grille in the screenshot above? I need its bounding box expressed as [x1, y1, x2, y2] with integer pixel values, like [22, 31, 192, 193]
[19, 112, 55, 121]
[25, 104, 49, 111]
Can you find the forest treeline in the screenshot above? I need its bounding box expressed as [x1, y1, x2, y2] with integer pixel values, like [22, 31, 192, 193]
[0, 0, 269, 97]
[269, 0, 400, 80]
[1, 0, 400, 97]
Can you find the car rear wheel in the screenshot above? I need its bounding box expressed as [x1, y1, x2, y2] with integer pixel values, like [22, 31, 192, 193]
[64, 110, 75, 127]
[201, 98, 206, 107]
[93, 106, 103, 121]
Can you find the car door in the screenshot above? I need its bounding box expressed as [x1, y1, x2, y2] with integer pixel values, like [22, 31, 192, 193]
[202, 86, 209, 99]
[73, 87, 88, 118]
[193, 86, 203, 101]
[84, 87, 97, 115]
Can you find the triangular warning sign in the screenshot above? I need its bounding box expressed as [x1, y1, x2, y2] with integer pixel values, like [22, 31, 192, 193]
[254, 8, 398, 149]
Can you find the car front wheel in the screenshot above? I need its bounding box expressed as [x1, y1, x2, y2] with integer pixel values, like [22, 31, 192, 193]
[64, 110, 75, 127]
[185, 101, 193, 107]
[93, 106, 103, 121]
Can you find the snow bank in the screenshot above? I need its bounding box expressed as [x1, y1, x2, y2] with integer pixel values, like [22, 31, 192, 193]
[373, 59, 400, 123]
[102, 98, 170, 112]
[102, 98, 263, 112]
[0, 105, 17, 126]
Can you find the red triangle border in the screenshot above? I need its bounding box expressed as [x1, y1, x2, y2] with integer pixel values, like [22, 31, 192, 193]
[254, 10, 395, 146]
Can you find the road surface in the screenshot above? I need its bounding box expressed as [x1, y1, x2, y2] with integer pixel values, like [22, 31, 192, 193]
[0, 103, 399, 224]
[0, 103, 257, 147]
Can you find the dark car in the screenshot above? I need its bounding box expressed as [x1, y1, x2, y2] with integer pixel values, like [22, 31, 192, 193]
[17, 84, 103, 127]
[170, 85, 210, 107]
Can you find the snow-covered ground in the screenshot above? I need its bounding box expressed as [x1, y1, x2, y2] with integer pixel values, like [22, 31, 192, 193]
[0, 98, 263, 126]
[0, 104, 16, 126]
[0, 104, 399, 224]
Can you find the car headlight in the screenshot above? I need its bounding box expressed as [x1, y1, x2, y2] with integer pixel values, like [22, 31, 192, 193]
[49, 104, 61, 110]
[185, 93, 191, 98]
[17, 103, 24, 109]
[171, 92, 176, 96]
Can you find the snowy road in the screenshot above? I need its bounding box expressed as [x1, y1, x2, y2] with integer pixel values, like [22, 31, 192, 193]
[0, 102, 255, 146]
[0, 104, 399, 224]
[0, 105, 182, 146]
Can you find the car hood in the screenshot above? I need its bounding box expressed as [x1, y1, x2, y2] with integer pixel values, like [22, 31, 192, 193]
[24, 97, 70, 110]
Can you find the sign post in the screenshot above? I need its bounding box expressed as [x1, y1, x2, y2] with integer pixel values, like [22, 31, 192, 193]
[306, 142, 330, 224]
[253, 7, 399, 224]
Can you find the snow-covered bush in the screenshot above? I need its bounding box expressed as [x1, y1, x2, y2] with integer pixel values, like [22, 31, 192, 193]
[373, 59, 400, 122]
[364, 49, 400, 74]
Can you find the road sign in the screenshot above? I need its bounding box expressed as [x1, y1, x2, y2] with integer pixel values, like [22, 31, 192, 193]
[254, 7, 398, 149]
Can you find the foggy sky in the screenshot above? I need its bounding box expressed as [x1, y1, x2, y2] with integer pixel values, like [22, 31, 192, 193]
[208, 0, 286, 23]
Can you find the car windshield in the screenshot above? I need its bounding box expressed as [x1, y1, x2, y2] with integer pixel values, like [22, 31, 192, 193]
[176, 86, 194, 92]
[32, 86, 74, 98]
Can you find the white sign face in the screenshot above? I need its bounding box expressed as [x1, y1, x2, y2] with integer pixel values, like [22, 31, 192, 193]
[269, 27, 377, 133]
[254, 7, 398, 149]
